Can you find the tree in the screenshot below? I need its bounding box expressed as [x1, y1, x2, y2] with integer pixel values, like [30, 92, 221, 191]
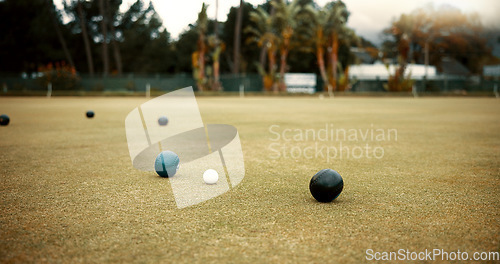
[1, 0, 175, 76]
[119, 0, 173, 73]
[75, 0, 94, 76]
[272, 0, 301, 91]
[222, 2, 259, 74]
[98, 0, 109, 76]
[63, 0, 98, 74]
[191, 3, 225, 91]
[105, 0, 123, 75]
[382, 5, 494, 75]
[247, 0, 354, 92]
[324, 1, 352, 93]
[193, 3, 209, 91]
[211, 0, 222, 90]
[246, 6, 279, 91]
[307, 3, 330, 91]
[64, 0, 121, 75]
[175, 27, 198, 73]
[0, 0, 72, 73]
[387, 13, 414, 90]
[47, 0, 75, 70]
[246, 0, 305, 92]
[306, 0, 355, 94]
[232, 0, 244, 74]
[286, 0, 317, 73]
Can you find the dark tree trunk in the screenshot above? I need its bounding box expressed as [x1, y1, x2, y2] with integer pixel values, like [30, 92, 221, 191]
[98, 0, 109, 76]
[106, 0, 122, 75]
[109, 28, 122, 75]
[77, 0, 94, 76]
[213, 0, 219, 37]
[47, 0, 75, 69]
[212, 0, 221, 90]
[259, 44, 267, 71]
[260, 0, 276, 75]
[232, 0, 243, 74]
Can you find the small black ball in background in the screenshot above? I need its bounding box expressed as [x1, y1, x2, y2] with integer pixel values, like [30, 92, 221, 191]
[158, 116, 168, 126]
[309, 169, 344, 203]
[86, 110, 95, 118]
[0, 114, 10, 126]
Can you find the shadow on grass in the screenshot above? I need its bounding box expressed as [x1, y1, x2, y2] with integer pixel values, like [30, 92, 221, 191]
[307, 196, 347, 205]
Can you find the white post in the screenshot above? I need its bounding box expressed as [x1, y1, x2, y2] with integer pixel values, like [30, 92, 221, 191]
[412, 84, 418, 98]
[146, 83, 150, 98]
[239, 84, 244, 98]
[47, 82, 52, 98]
[494, 84, 499, 98]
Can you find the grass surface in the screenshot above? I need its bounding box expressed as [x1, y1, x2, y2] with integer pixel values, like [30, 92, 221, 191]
[0, 96, 499, 263]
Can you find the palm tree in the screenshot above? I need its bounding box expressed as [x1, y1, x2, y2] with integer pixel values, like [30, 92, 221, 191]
[212, 0, 222, 91]
[301, 4, 330, 92]
[324, 1, 350, 93]
[307, 1, 352, 95]
[246, 7, 279, 91]
[247, 0, 302, 92]
[232, 0, 244, 74]
[193, 3, 208, 91]
[208, 35, 224, 91]
[271, 0, 301, 91]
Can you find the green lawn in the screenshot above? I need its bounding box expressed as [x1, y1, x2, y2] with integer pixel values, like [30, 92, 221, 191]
[0, 96, 499, 263]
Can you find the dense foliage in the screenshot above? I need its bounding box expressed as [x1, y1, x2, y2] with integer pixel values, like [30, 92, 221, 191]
[0, 0, 496, 84]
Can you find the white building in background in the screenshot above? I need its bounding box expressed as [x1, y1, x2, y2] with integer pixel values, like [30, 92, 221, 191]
[349, 63, 437, 80]
[483, 65, 500, 77]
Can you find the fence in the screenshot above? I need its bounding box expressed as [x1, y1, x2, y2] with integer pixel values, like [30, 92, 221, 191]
[1, 73, 499, 94]
[350, 76, 500, 93]
[0, 73, 263, 93]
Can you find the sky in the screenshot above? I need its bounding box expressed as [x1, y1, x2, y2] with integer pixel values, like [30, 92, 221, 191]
[56, 0, 500, 45]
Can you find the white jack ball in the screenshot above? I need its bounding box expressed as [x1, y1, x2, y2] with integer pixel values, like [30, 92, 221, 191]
[203, 169, 219, 185]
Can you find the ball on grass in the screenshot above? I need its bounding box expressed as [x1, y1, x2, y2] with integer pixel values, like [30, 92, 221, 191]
[309, 169, 344, 203]
[155, 151, 180, 178]
[158, 116, 169, 126]
[203, 169, 218, 184]
[86, 110, 95, 118]
[0, 114, 10, 126]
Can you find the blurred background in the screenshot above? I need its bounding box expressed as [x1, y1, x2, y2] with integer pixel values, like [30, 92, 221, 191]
[0, 0, 499, 93]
